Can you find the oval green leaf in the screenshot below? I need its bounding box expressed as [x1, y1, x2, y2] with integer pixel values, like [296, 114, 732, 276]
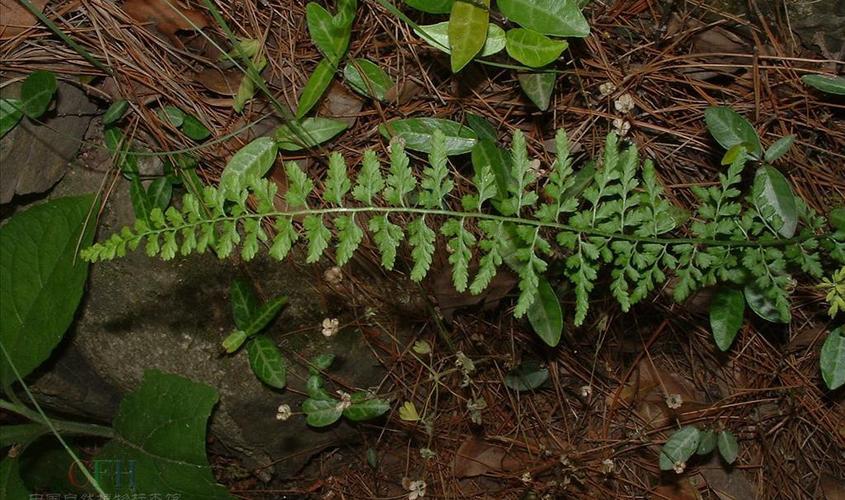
[275, 117, 349, 151]
[704, 106, 762, 159]
[527, 277, 563, 347]
[754, 165, 797, 238]
[0, 98, 24, 139]
[230, 279, 259, 330]
[517, 71, 556, 110]
[146, 178, 172, 212]
[801, 74, 845, 95]
[505, 28, 568, 68]
[659, 426, 701, 471]
[343, 393, 390, 421]
[378, 117, 477, 155]
[497, 0, 589, 38]
[717, 431, 739, 464]
[405, 0, 453, 13]
[696, 429, 717, 455]
[448, 0, 490, 72]
[181, 115, 212, 141]
[820, 327, 845, 390]
[305, 2, 351, 65]
[310, 353, 336, 374]
[243, 295, 287, 337]
[414, 21, 506, 57]
[343, 59, 394, 100]
[222, 330, 247, 353]
[20, 70, 57, 118]
[744, 282, 790, 324]
[709, 287, 745, 351]
[0, 195, 96, 386]
[764, 135, 795, 163]
[297, 59, 335, 119]
[102, 100, 129, 126]
[302, 398, 343, 427]
[247, 335, 287, 389]
[220, 137, 278, 194]
[504, 360, 549, 391]
[159, 106, 185, 127]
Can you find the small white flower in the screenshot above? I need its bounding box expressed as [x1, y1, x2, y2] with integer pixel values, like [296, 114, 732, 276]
[521, 471, 533, 484]
[321, 318, 340, 337]
[275, 404, 292, 421]
[419, 448, 437, 460]
[599, 81, 616, 96]
[323, 266, 343, 285]
[673, 461, 686, 474]
[665, 393, 683, 409]
[407, 479, 426, 500]
[612, 118, 631, 137]
[455, 351, 475, 374]
[601, 458, 615, 475]
[614, 93, 635, 113]
[579, 385, 593, 398]
[336, 390, 352, 411]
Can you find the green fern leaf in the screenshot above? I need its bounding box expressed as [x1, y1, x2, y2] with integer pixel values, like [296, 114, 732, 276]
[408, 216, 436, 281]
[441, 218, 476, 292]
[335, 215, 364, 266]
[384, 137, 416, 206]
[304, 215, 330, 263]
[325, 152, 351, 205]
[353, 150, 385, 205]
[471, 220, 505, 294]
[369, 215, 403, 270]
[285, 161, 314, 208]
[270, 217, 299, 261]
[418, 129, 454, 208]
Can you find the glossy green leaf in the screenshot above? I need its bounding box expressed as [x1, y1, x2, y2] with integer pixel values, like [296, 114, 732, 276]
[0, 98, 23, 139]
[659, 426, 700, 471]
[96, 370, 231, 499]
[220, 137, 278, 194]
[764, 135, 795, 163]
[414, 21, 505, 57]
[129, 177, 152, 223]
[0, 458, 29, 499]
[505, 28, 568, 68]
[243, 296, 287, 337]
[247, 335, 287, 389]
[0, 195, 95, 386]
[717, 431, 738, 464]
[343, 392, 390, 421]
[696, 430, 717, 455]
[744, 282, 790, 324]
[297, 59, 335, 119]
[302, 398, 343, 427]
[405, 0, 453, 13]
[504, 360, 549, 391]
[159, 106, 185, 127]
[720, 144, 746, 166]
[146, 178, 172, 212]
[275, 117, 348, 151]
[472, 140, 513, 201]
[306, 374, 334, 400]
[754, 165, 797, 238]
[378, 117, 477, 155]
[181, 115, 212, 141]
[820, 327, 845, 390]
[310, 353, 336, 373]
[527, 277, 563, 346]
[102, 100, 129, 125]
[704, 107, 762, 159]
[466, 113, 498, 142]
[229, 279, 259, 330]
[709, 288, 744, 351]
[448, 0, 490, 72]
[306, 2, 351, 65]
[222, 330, 247, 353]
[343, 58, 394, 100]
[497, 0, 589, 38]
[801, 74, 845, 95]
[517, 71, 556, 110]
[20, 70, 57, 118]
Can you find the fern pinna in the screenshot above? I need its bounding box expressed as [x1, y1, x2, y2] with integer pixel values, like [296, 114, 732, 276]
[82, 129, 842, 329]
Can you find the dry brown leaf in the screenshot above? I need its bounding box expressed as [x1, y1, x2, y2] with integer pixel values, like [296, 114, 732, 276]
[452, 437, 522, 478]
[194, 67, 241, 96]
[821, 474, 845, 500]
[318, 82, 364, 128]
[122, 0, 208, 43]
[653, 477, 702, 500]
[0, 0, 48, 38]
[699, 454, 755, 500]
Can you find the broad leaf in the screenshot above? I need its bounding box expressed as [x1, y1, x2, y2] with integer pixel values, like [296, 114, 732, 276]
[159, 106, 185, 127]
[405, 0, 453, 13]
[343, 392, 390, 421]
[220, 137, 278, 194]
[820, 327, 845, 390]
[504, 360, 549, 391]
[181, 115, 212, 141]
[466, 113, 498, 142]
[146, 178, 172, 212]
[802, 74, 845, 95]
[310, 352, 336, 373]
[297, 59, 335, 119]
[243, 296, 287, 336]
[97, 370, 230, 498]
[414, 21, 505, 57]
[0, 98, 23, 139]
[302, 398, 343, 427]
[129, 178, 152, 224]
[222, 330, 247, 353]
[696, 430, 717, 455]
[343, 58, 394, 100]
[764, 135, 795, 163]
[275, 117, 348, 151]
[704, 107, 762, 159]
[448, 0, 490, 72]
[378, 117, 477, 155]
[102, 99, 129, 125]
[230, 279, 259, 330]
[754, 165, 797, 238]
[497, 0, 589, 38]
[505, 28, 568, 68]
[305, 2, 351, 65]
[527, 277, 563, 346]
[709, 287, 744, 351]
[247, 335, 287, 389]
[659, 426, 700, 471]
[0, 195, 95, 386]
[20, 70, 57, 118]
[518, 72, 556, 110]
[717, 431, 738, 464]
[0, 458, 29, 499]
[472, 140, 514, 202]
[744, 282, 790, 324]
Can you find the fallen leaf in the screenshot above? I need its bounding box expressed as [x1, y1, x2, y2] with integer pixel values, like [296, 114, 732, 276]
[0, 0, 48, 38]
[193, 67, 242, 96]
[820, 474, 845, 500]
[317, 82, 364, 128]
[654, 477, 702, 500]
[123, 0, 209, 44]
[699, 454, 755, 500]
[452, 437, 522, 478]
